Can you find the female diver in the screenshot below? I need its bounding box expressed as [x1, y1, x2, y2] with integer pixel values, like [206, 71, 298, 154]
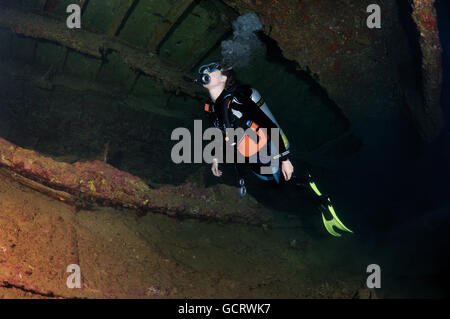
[196, 61, 352, 237]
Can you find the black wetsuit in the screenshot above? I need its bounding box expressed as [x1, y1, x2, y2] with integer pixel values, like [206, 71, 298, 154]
[204, 83, 290, 183]
[204, 84, 349, 235]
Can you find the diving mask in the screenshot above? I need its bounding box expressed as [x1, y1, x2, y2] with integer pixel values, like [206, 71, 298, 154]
[195, 62, 232, 85]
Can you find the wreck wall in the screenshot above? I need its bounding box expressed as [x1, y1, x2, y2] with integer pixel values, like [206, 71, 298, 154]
[222, 0, 443, 142]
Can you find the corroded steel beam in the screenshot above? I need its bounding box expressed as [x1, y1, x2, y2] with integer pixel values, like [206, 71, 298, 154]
[0, 6, 204, 97]
[0, 137, 272, 225]
[146, 0, 196, 52]
[411, 0, 444, 141]
[106, 0, 137, 36]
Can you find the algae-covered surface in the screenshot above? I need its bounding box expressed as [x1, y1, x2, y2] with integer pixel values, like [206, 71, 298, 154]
[0, 168, 369, 298]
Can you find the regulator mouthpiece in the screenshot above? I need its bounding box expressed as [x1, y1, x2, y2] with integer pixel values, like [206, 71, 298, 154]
[199, 73, 211, 85]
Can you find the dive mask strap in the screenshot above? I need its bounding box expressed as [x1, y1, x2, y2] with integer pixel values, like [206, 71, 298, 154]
[198, 62, 220, 74]
[198, 62, 233, 74]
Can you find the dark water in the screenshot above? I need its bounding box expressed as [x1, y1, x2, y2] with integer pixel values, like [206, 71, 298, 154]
[324, 0, 450, 297]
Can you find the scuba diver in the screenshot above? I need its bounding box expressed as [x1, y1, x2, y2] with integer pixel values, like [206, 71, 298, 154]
[195, 61, 352, 237]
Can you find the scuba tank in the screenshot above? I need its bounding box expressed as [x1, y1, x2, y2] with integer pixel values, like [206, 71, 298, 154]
[249, 88, 290, 152]
[233, 87, 290, 196]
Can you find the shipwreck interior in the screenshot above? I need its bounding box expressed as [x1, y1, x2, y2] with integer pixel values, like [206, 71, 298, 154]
[0, 0, 449, 298]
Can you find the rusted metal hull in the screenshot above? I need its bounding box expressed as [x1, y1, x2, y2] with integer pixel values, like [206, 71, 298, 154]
[0, 137, 272, 225]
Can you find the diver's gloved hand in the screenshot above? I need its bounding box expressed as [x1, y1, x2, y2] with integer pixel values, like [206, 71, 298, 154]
[211, 158, 222, 177]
